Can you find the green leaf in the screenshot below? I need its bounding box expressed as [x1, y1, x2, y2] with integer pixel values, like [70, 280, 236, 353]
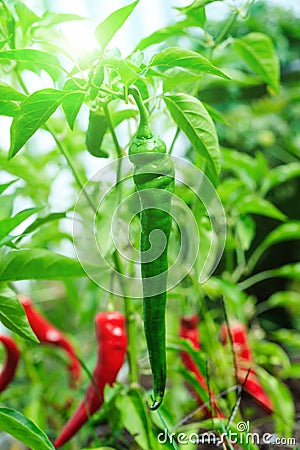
[255, 368, 294, 436]
[135, 21, 189, 51]
[0, 249, 91, 282]
[0, 179, 18, 195]
[0, 101, 19, 117]
[164, 93, 220, 185]
[272, 329, 300, 350]
[236, 215, 256, 251]
[163, 69, 202, 92]
[208, 277, 247, 321]
[233, 32, 280, 93]
[17, 212, 67, 240]
[249, 222, 300, 270]
[221, 147, 264, 189]
[0, 284, 38, 342]
[150, 47, 230, 80]
[0, 83, 27, 116]
[62, 78, 86, 130]
[179, 338, 207, 376]
[0, 408, 55, 450]
[0, 82, 27, 101]
[15, 2, 40, 34]
[0, 207, 41, 240]
[105, 58, 142, 86]
[236, 195, 286, 221]
[0, 235, 17, 248]
[0, 49, 62, 81]
[273, 263, 300, 281]
[9, 89, 73, 158]
[0, 37, 11, 50]
[0, 0, 16, 49]
[281, 363, 300, 379]
[267, 291, 300, 313]
[261, 162, 300, 194]
[95, 1, 139, 51]
[203, 102, 229, 125]
[40, 12, 85, 27]
[253, 340, 290, 370]
[116, 389, 155, 450]
[111, 108, 138, 127]
[180, 368, 210, 404]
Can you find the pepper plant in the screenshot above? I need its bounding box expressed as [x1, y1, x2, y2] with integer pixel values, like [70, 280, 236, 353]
[0, 1, 299, 449]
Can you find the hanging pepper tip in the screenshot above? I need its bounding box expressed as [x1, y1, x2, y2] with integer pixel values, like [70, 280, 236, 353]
[149, 395, 163, 411]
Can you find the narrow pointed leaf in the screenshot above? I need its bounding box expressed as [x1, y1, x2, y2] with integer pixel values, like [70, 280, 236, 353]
[18, 211, 67, 240]
[0, 179, 18, 196]
[62, 78, 86, 130]
[0, 101, 19, 117]
[0, 49, 62, 80]
[0, 249, 92, 282]
[151, 47, 230, 80]
[0, 408, 55, 450]
[164, 93, 220, 184]
[250, 222, 300, 270]
[0, 284, 38, 342]
[15, 2, 40, 34]
[236, 195, 286, 221]
[9, 89, 73, 158]
[0, 207, 41, 240]
[0, 83, 27, 101]
[95, 1, 139, 51]
[261, 162, 300, 193]
[233, 32, 280, 93]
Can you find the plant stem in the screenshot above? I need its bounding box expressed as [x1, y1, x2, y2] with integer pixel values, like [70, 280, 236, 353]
[213, 10, 239, 49]
[169, 127, 180, 155]
[98, 86, 124, 99]
[238, 270, 274, 290]
[128, 87, 153, 138]
[103, 104, 123, 160]
[45, 124, 97, 214]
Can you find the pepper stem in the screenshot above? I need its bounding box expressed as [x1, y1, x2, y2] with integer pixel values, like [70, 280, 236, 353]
[129, 87, 153, 139]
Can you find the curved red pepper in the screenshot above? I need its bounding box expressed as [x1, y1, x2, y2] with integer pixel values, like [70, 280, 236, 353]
[19, 295, 81, 386]
[55, 311, 127, 448]
[0, 335, 20, 393]
[220, 321, 273, 414]
[180, 315, 224, 418]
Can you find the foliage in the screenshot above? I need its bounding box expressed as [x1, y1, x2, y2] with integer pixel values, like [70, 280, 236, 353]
[0, 0, 299, 449]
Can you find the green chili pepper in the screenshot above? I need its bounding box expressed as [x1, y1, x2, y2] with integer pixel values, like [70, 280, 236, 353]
[128, 87, 174, 410]
[85, 109, 109, 158]
[90, 65, 105, 100]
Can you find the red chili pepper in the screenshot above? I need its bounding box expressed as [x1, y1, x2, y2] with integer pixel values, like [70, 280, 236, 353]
[55, 311, 127, 448]
[0, 335, 20, 393]
[220, 321, 273, 414]
[180, 315, 224, 418]
[19, 295, 81, 387]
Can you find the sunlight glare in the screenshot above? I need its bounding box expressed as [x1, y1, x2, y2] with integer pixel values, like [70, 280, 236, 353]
[60, 21, 99, 58]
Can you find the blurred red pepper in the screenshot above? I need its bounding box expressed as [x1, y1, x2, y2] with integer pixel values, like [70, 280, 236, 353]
[180, 315, 225, 418]
[55, 311, 127, 448]
[0, 335, 20, 393]
[19, 295, 81, 387]
[220, 321, 273, 414]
